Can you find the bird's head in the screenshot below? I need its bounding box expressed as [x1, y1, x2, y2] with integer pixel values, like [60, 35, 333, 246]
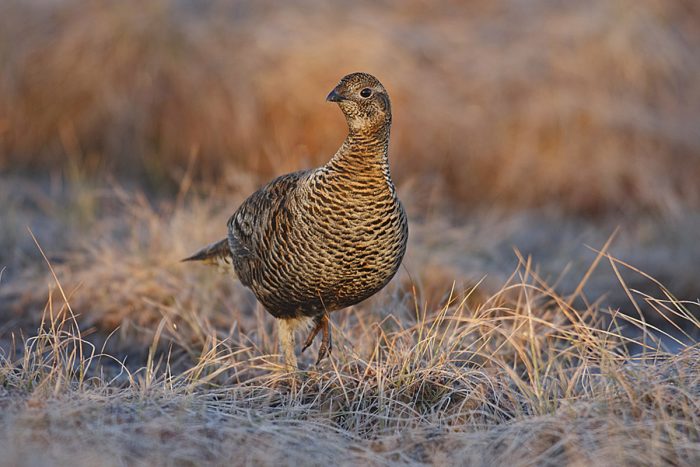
[326, 72, 391, 134]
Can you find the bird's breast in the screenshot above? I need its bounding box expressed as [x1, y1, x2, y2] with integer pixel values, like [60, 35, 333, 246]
[250, 179, 407, 318]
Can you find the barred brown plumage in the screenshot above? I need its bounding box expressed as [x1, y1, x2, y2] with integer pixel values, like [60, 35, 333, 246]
[184, 72, 408, 369]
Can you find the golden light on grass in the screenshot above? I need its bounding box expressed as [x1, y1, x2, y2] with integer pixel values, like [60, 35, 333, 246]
[1, 0, 699, 213]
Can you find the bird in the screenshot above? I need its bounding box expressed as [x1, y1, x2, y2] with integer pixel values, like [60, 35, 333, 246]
[183, 72, 408, 370]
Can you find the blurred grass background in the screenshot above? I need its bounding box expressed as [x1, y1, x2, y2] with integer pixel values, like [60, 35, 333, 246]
[1, 0, 699, 214]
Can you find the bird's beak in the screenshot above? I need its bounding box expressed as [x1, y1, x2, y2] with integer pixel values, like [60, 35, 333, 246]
[326, 87, 345, 102]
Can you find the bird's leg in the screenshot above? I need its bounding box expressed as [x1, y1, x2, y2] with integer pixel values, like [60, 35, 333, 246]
[277, 319, 298, 371]
[301, 314, 325, 353]
[301, 312, 332, 364]
[317, 313, 333, 365]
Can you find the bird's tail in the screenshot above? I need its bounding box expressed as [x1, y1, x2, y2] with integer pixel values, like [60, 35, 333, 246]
[182, 238, 233, 271]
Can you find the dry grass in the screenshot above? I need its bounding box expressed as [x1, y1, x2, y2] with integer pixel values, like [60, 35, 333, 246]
[1, 247, 698, 466]
[1, 0, 699, 213]
[0, 184, 698, 466]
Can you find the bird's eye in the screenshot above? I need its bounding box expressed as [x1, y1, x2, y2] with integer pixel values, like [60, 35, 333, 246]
[360, 88, 372, 98]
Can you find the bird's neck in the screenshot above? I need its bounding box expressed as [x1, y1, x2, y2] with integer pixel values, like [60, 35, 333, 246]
[327, 125, 391, 175]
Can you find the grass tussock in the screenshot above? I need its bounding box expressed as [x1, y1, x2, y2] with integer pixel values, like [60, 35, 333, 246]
[0, 190, 698, 465]
[1, 0, 699, 213]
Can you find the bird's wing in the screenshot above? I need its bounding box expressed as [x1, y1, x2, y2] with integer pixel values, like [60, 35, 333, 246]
[226, 170, 310, 286]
